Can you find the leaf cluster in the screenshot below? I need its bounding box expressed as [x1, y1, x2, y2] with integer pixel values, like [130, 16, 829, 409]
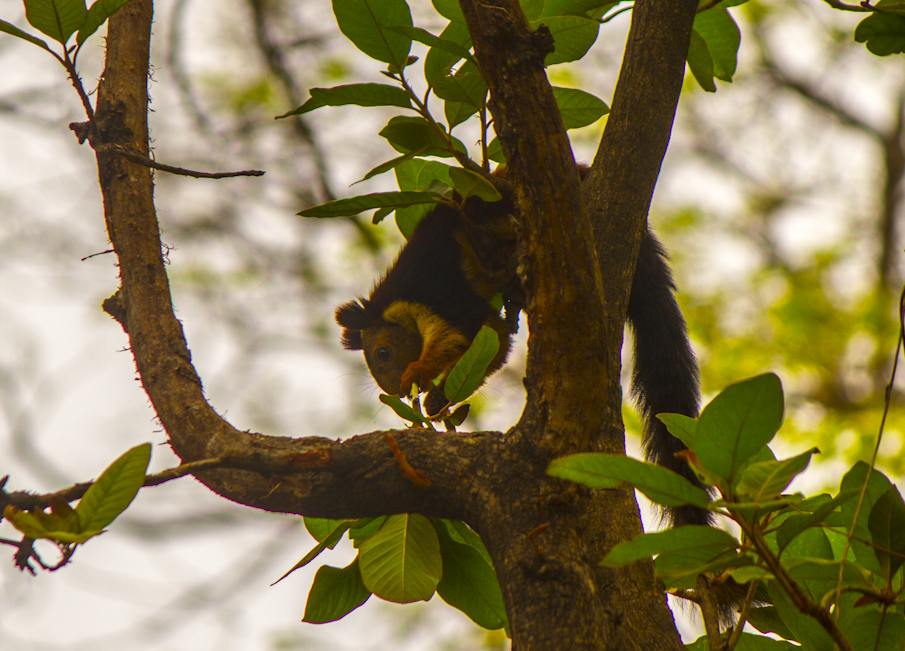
[275, 514, 508, 633]
[549, 374, 905, 651]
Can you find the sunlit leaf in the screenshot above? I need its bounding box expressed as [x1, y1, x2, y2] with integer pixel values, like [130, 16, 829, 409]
[359, 513, 442, 603]
[332, 0, 412, 68]
[444, 326, 499, 403]
[75, 443, 151, 533]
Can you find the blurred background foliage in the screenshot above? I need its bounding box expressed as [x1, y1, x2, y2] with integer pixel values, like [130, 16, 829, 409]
[0, 0, 903, 649]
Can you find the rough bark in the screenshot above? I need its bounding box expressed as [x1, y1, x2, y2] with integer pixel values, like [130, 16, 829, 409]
[89, 0, 696, 649]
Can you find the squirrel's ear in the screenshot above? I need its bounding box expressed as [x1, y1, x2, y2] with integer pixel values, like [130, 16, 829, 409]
[336, 300, 369, 350]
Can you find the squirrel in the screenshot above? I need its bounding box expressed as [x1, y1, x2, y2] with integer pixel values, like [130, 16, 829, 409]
[336, 166, 708, 528]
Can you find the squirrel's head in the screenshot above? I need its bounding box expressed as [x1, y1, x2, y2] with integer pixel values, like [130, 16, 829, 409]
[336, 299, 423, 395]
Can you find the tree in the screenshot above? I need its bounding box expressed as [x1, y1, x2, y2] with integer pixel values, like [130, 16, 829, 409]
[2, 0, 905, 650]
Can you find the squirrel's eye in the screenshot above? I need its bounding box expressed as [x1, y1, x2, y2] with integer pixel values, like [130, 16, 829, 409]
[376, 346, 391, 363]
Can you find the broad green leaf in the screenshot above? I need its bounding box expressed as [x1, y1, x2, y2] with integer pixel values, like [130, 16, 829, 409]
[735, 447, 818, 501]
[431, 0, 464, 23]
[692, 8, 740, 82]
[384, 25, 474, 64]
[846, 610, 905, 651]
[332, 0, 412, 68]
[76, 0, 132, 46]
[277, 84, 413, 118]
[0, 19, 50, 49]
[303, 558, 372, 623]
[547, 453, 711, 509]
[424, 22, 471, 86]
[273, 520, 354, 584]
[686, 632, 797, 651]
[726, 565, 773, 583]
[433, 70, 487, 107]
[297, 191, 445, 218]
[445, 100, 478, 130]
[486, 138, 505, 164]
[304, 517, 348, 544]
[448, 168, 502, 202]
[840, 461, 893, 576]
[520, 0, 545, 21]
[3, 505, 104, 543]
[75, 443, 150, 533]
[694, 373, 784, 481]
[540, 0, 617, 18]
[379, 393, 425, 422]
[356, 148, 435, 184]
[379, 115, 464, 157]
[747, 606, 796, 640]
[687, 28, 716, 92]
[372, 206, 394, 224]
[444, 519, 493, 566]
[775, 489, 858, 551]
[656, 412, 697, 449]
[25, 0, 87, 45]
[868, 485, 905, 580]
[530, 15, 599, 66]
[552, 87, 608, 129]
[854, 12, 905, 57]
[444, 326, 500, 403]
[782, 528, 835, 603]
[766, 582, 834, 651]
[785, 558, 873, 601]
[435, 520, 508, 630]
[359, 513, 442, 603]
[350, 516, 387, 547]
[656, 550, 754, 586]
[393, 159, 454, 237]
[601, 525, 737, 567]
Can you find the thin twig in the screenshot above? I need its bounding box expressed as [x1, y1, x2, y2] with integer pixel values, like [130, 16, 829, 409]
[98, 143, 265, 178]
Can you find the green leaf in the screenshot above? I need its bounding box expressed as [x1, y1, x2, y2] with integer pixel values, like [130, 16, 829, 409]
[686, 632, 798, 651]
[302, 558, 372, 623]
[486, 138, 505, 164]
[694, 373, 784, 482]
[359, 513, 442, 603]
[304, 517, 348, 544]
[444, 100, 479, 130]
[656, 551, 755, 588]
[686, 28, 716, 92]
[356, 149, 436, 184]
[424, 22, 471, 86]
[435, 520, 508, 630]
[547, 453, 712, 509]
[747, 606, 796, 641]
[840, 461, 894, 576]
[601, 525, 738, 567]
[332, 0, 412, 68]
[273, 521, 354, 585]
[379, 393, 426, 422]
[868, 485, 905, 580]
[656, 412, 697, 449]
[854, 12, 905, 57]
[3, 506, 104, 544]
[75, 443, 151, 533]
[379, 115, 464, 157]
[531, 15, 599, 66]
[0, 19, 50, 50]
[735, 447, 818, 501]
[775, 489, 858, 551]
[448, 168, 502, 202]
[277, 83, 413, 118]
[540, 0, 617, 18]
[350, 516, 387, 547]
[444, 326, 500, 403]
[846, 610, 905, 651]
[76, 0, 132, 46]
[552, 87, 608, 129]
[384, 25, 474, 64]
[692, 7, 740, 82]
[393, 159, 454, 237]
[766, 582, 834, 651]
[433, 70, 487, 108]
[782, 528, 835, 603]
[444, 519, 493, 566]
[431, 0, 464, 23]
[298, 191, 445, 219]
[24, 0, 87, 45]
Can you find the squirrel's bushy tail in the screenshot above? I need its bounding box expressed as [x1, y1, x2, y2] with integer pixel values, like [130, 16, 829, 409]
[627, 230, 713, 527]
